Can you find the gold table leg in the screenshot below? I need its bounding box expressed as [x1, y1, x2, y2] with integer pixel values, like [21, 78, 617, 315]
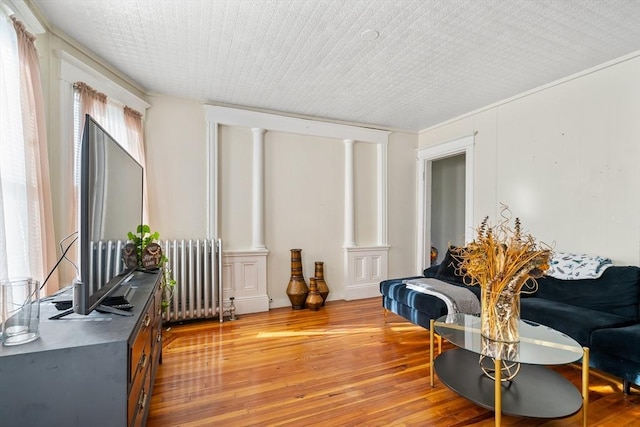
[582, 347, 589, 427]
[494, 357, 502, 427]
[430, 319, 435, 387]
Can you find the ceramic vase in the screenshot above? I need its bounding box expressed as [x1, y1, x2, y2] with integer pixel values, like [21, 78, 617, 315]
[286, 249, 308, 310]
[306, 277, 324, 311]
[314, 261, 329, 306]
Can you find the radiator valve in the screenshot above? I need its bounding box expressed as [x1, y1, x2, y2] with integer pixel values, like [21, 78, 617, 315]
[229, 297, 237, 321]
[222, 297, 237, 321]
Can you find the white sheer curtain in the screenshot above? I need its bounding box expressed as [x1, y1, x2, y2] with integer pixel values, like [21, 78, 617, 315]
[0, 7, 24, 279]
[73, 84, 148, 224]
[0, 11, 57, 290]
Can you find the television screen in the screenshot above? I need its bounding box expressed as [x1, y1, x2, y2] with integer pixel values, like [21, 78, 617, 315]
[73, 114, 143, 315]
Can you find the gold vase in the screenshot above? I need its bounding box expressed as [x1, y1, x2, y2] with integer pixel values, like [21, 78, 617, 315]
[306, 277, 324, 311]
[314, 261, 329, 306]
[286, 249, 308, 310]
[480, 287, 521, 343]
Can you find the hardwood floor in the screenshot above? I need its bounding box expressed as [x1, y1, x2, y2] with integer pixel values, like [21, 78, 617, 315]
[147, 298, 639, 426]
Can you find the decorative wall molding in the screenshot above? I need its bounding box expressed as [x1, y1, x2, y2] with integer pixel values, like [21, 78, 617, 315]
[206, 121, 219, 239]
[205, 105, 389, 143]
[205, 104, 392, 308]
[377, 141, 388, 246]
[344, 139, 356, 247]
[251, 128, 266, 250]
[344, 246, 389, 300]
[222, 250, 269, 314]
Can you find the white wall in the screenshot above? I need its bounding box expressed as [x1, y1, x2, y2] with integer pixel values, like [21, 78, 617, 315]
[219, 125, 253, 249]
[145, 96, 418, 306]
[145, 95, 208, 239]
[387, 131, 419, 278]
[354, 143, 378, 246]
[419, 55, 640, 265]
[262, 131, 345, 304]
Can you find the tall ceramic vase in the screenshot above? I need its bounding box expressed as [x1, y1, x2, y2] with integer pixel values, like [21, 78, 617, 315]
[306, 278, 324, 311]
[480, 287, 521, 343]
[286, 249, 308, 310]
[314, 261, 330, 306]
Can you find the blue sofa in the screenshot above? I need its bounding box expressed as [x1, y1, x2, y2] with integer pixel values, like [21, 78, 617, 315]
[380, 253, 640, 394]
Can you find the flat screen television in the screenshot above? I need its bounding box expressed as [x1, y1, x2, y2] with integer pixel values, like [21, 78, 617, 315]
[71, 114, 144, 315]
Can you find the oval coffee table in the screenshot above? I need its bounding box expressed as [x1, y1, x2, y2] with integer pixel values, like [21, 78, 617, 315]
[429, 314, 589, 427]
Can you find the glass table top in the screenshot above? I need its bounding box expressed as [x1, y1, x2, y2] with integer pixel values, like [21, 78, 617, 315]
[434, 313, 583, 365]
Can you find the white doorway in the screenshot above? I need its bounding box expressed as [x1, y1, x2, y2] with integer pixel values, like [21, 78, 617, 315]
[416, 134, 474, 273]
[431, 154, 466, 261]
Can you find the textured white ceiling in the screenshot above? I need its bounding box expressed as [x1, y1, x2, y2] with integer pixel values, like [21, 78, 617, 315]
[32, 0, 640, 131]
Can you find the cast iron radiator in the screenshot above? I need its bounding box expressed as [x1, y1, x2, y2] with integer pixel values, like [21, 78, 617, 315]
[89, 240, 127, 294]
[160, 238, 224, 323]
[90, 238, 224, 323]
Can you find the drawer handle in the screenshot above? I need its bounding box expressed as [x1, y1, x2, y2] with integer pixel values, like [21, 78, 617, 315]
[143, 314, 151, 328]
[138, 390, 147, 410]
[156, 332, 162, 343]
[138, 353, 147, 371]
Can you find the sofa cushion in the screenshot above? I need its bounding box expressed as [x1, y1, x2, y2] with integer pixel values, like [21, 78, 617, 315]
[423, 264, 440, 278]
[436, 247, 461, 278]
[381, 278, 449, 319]
[434, 246, 468, 285]
[591, 324, 640, 364]
[521, 298, 634, 346]
[534, 266, 640, 320]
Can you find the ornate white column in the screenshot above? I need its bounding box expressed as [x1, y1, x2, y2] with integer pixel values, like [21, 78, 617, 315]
[252, 128, 266, 250]
[344, 139, 356, 247]
[377, 141, 388, 246]
[207, 121, 219, 239]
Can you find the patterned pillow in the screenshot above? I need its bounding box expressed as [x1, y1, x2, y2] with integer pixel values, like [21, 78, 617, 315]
[547, 252, 613, 280]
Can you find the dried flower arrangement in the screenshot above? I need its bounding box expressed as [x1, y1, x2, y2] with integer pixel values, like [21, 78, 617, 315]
[452, 205, 552, 342]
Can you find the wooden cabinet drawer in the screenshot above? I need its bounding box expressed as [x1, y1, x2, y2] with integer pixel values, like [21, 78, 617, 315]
[129, 317, 152, 421]
[126, 274, 162, 427]
[152, 285, 162, 351]
[128, 363, 152, 427]
[130, 303, 153, 383]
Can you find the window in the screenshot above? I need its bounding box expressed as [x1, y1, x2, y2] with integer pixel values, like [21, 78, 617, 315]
[72, 83, 148, 225]
[0, 9, 55, 290]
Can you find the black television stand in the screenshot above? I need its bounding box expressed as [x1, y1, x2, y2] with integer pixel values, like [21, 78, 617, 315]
[1, 271, 162, 427]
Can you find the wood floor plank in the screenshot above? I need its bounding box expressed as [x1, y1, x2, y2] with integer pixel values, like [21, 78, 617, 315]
[147, 298, 639, 426]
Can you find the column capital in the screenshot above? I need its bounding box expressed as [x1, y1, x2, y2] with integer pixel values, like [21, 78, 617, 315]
[252, 127, 266, 135]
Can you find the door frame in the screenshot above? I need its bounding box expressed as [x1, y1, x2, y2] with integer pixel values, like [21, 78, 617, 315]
[416, 134, 475, 274]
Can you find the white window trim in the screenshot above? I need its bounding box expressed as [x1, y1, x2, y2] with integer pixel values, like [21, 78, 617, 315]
[56, 50, 150, 113]
[1, 0, 45, 34]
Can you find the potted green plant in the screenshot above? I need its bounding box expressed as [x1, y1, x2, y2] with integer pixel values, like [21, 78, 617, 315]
[127, 224, 176, 313]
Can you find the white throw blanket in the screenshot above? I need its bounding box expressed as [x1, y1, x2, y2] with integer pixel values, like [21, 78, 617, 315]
[547, 252, 613, 280]
[403, 278, 480, 315]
